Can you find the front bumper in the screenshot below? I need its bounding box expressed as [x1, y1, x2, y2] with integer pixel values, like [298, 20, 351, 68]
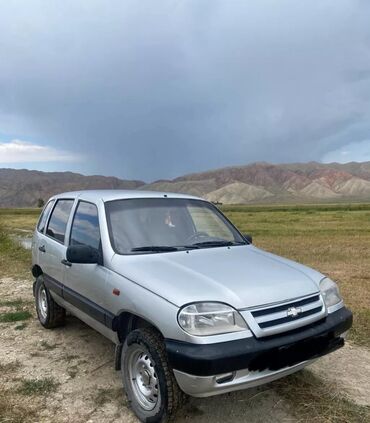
[165, 306, 352, 396]
[174, 359, 316, 397]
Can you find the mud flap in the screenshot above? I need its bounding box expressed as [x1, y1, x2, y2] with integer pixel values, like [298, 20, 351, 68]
[115, 343, 123, 371]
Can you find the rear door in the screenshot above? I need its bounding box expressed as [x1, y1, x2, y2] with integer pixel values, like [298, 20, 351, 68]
[33, 199, 55, 268]
[42, 199, 74, 292]
[63, 200, 110, 325]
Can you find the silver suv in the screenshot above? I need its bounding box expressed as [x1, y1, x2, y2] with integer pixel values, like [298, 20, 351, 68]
[32, 190, 352, 422]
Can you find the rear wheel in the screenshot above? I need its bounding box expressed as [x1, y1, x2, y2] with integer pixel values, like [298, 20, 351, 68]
[122, 328, 185, 422]
[35, 275, 65, 328]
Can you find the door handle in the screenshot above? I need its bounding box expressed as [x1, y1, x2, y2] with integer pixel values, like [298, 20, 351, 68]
[61, 259, 72, 267]
[38, 245, 46, 253]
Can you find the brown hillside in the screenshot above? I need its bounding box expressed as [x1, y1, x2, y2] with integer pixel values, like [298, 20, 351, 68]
[0, 168, 144, 207]
[2, 161, 370, 206]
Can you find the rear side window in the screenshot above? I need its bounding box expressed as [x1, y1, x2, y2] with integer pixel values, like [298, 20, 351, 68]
[46, 199, 74, 243]
[37, 200, 55, 233]
[70, 201, 101, 251]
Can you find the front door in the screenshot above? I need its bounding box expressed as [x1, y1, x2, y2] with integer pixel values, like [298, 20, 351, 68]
[63, 200, 110, 327]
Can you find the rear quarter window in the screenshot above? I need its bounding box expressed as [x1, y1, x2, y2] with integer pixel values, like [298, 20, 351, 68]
[37, 200, 55, 233]
[46, 199, 74, 243]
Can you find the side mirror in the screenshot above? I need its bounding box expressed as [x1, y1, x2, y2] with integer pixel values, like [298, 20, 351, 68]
[243, 234, 253, 244]
[66, 245, 100, 264]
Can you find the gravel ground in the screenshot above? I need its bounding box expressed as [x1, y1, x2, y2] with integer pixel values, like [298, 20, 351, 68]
[0, 277, 368, 422]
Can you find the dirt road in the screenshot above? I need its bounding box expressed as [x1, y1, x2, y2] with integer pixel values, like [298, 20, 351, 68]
[0, 277, 369, 422]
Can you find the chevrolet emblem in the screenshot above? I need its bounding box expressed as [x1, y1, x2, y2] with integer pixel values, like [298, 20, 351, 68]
[287, 307, 302, 318]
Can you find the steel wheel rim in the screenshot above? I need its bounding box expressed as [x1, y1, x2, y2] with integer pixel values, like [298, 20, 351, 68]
[38, 287, 48, 320]
[127, 345, 160, 411]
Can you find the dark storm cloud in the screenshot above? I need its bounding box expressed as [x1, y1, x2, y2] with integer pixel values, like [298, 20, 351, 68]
[0, 0, 370, 180]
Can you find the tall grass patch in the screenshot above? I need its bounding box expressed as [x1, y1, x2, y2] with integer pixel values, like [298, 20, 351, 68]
[0, 227, 31, 278]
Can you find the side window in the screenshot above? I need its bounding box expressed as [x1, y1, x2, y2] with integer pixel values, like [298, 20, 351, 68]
[37, 200, 55, 233]
[46, 199, 74, 243]
[70, 202, 101, 251]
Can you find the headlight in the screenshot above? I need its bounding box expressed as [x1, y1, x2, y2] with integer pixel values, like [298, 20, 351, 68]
[320, 277, 342, 308]
[178, 302, 248, 336]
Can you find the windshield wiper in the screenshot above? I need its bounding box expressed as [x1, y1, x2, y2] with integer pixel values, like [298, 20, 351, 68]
[193, 240, 245, 248]
[131, 246, 179, 252]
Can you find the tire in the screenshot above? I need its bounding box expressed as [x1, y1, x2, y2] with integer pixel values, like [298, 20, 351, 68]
[35, 275, 66, 328]
[121, 328, 186, 422]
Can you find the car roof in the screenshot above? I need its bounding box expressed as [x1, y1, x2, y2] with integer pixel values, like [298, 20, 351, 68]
[49, 189, 203, 203]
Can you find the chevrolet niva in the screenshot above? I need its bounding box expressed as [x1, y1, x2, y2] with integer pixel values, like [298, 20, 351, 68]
[32, 190, 352, 422]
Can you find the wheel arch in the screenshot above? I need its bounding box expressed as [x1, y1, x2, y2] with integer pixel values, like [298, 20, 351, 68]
[113, 311, 164, 343]
[31, 264, 43, 278]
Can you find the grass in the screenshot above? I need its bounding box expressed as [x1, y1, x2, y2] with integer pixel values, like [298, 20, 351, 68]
[0, 208, 40, 232]
[14, 322, 28, 330]
[221, 202, 370, 213]
[17, 377, 59, 396]
[0, 298, 28, 308]
[0, 310, 32, 323]
[0, 229, 32, 279]
[67, 365, 78, 379]
[0, 388, 38, 423]
[64, 354, 80, 363]
[273, 370, 369, 423]
[0, 360, 21, 373]
[40, 340, 57, 350]
[0, 208, 38, 279]
[93, 387, 124, 407]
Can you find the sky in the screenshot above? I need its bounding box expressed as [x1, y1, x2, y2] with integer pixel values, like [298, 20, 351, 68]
[0, 0, 370, 182]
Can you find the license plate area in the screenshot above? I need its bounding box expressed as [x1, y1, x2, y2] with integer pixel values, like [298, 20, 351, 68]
[248, 333, 344, 372]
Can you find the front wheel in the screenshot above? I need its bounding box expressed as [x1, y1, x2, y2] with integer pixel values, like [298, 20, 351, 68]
[121, 328, 185, 422]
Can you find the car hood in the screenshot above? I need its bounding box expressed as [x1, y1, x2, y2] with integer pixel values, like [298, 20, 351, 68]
[110, 245, 323, 309]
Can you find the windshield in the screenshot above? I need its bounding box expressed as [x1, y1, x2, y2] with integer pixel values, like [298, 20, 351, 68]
[105, 198, 246, 254]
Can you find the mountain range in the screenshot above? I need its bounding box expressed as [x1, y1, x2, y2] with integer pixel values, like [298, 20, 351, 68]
[1, 161, 370, 207]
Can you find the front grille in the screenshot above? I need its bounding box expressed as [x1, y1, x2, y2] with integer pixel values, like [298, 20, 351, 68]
[252, 294, 322, 329]
[244, 294, 326, 337]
